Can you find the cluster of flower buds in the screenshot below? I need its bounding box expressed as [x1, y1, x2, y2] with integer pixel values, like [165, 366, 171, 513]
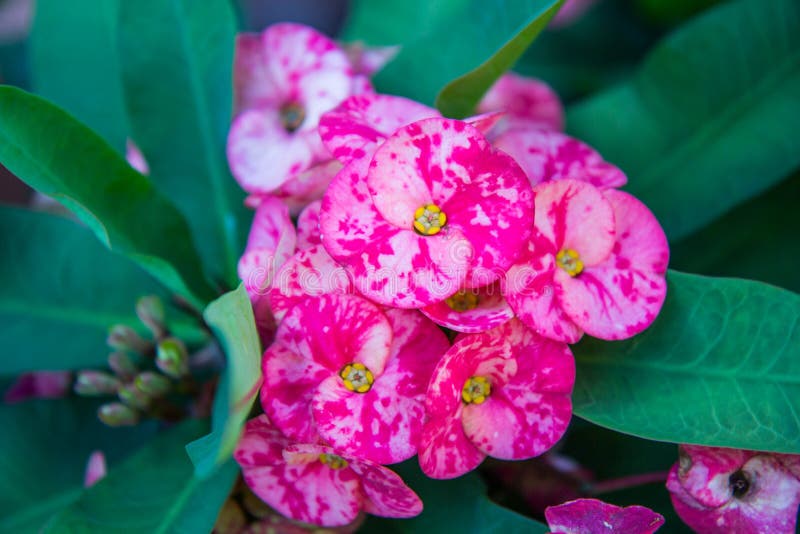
[71, 295, 192, 427]
[228, 22, 669, 529]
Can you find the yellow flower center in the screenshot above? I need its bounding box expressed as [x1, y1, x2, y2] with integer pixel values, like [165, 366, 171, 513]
[339, 362, 374, 393]
[445, 290, 480, 312]
[280, 102, 305, 133]
[462, 376, 491, 404]
[556, 248, 584, 277]
[413, 204, 447, 236]
[318, 453, 348, 469]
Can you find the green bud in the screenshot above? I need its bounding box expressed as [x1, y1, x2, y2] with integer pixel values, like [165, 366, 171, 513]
[135, 371, 171, 397]
[136, 295, 166, 339]
[107, 325, 151, 354]
[98, 402, 139, 427]
[156, 338, 189, 378]
[74, 371, 121, 396]
[108, 352, 137, 380]
[118, 383, 150, 409]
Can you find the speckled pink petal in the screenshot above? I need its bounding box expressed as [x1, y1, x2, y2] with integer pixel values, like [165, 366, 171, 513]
[503, 237, 583, 343]
[462, 319, 573, 460]
[269, 245, 354, 323]
[233, 32, 272, 114]
[273, 160, 342, 214]
[493, 129, 627, 189]
[421, 281, 513, 333]
[319, 93, 439, 163]
[546, 498, 664, 534]
[670, 445, 756, 508]
[533, 179, 615, 265]
[312, 309, 448, 464]
[234, 415, 289, 468]
[478, 72, 564, 131]
[419, 410, 486, 479]
[261, 343, 328, 443]
[4, 371, 71, 403]
[350, 461, 423, 518]
[558, 189, 668, 340]
[296, 200, 323, 249]
[277, 293, 392, 375]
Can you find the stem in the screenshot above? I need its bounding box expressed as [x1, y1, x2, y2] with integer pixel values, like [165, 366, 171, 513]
[585, 471, 670, 496]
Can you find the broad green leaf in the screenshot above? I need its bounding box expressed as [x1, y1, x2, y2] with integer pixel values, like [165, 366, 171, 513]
[47, 419, 238, 534]
[567, 0, 800, 241]
[362, 461, 548, 533]
[573, 271, 800, 453]
[346, 0, 563, 118]
[0, 206, 205, 374]
[187, 284, 261, 477]
[30, 0, 128, 153]
[0, 399, 157, 533]
[670, 172, 800, 294]
[118, 0, 247, 286]
[0, 86, 216, 308]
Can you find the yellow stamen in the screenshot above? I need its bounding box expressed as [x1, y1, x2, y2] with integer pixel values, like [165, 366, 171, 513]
[319, 453, 348, 469]
[339, 362, 374, 393]
[462, 376, 491, 404]
[413, 204, 447, 236]
[445, 290, 480, 312]
[556, 248, 584, 277]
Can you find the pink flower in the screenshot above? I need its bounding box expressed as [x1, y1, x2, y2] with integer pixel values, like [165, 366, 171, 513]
[551, 0, 598, 28]
[228, 23, 364, 195]
[4, 371, 71, 403]
[419, 318, 574, 479]
[478, 72, 564, 133]
[667, 445, 800, 534]
[262, 293, 449, 464]
[125, 139, 149, 175]
[503, 179, 668, 343]
[319, 117, 534, 308]
[545, 498, 664, 534]
[235, 415, 422, 527]
[420, 281, 514, 333]
[83, 450, 107, 488]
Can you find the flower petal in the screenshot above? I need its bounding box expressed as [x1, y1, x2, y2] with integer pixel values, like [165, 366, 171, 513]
[418, 410, 485, 479]
[233, 32, 271, 114]
[273, 160, 342, 214]
[478, 72, 564, 132]
[234, 414, 289, 468]
[545, 498, 665, 534]
[349, 461, 423, 518]
[421, 281, 514, 333]
[296, 200, 322, 249]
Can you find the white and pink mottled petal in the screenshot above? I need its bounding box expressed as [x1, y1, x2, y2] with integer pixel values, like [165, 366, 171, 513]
[233, 32, 273, 114]
[422, 281, 514, 333]
[245, 196, 296, 254]
[296, 200, 323, 249]
[350, 461, 423, 518]
[234, 414, 290, 468]
[478, 72, 564, 131]
[545, 498, 665, 534]
[273, 160, 342, 215]
[418, 412, 485, 479]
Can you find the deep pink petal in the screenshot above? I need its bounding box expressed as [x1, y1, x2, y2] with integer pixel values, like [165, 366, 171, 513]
[234, 414, 290, 468]
[478, 72, 564, 132]
[319, 93, 439, 163]
[296, 200, 322, 249]
[418, 411, 485, 479]
[559, 190, 668, 340]
[233, 32, 271, 114]
[269, 245, 354, 322]
[494, 129, 627, 189]
[421, 281, 514, 333]
[349, 461, 423, 518]
[545, 498, 664, 534]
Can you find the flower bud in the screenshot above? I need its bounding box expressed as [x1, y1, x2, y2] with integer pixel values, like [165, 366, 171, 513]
[74, 371, 121, 396]
[107, 325, 151, 354]
[136, 295, 166, 339]
[97, 402, 139, 427]
[108, 352, 137, 380]
[118, 383, 150, 409]
[156, 338, 189, 378]
[135, 371, 171, 397]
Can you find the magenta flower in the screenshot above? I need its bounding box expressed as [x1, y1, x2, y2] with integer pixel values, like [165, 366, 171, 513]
[419, 318, 574, 479]
[477, 72, 564, 133]
[667, 445, 800, 534]
[235, 415, 422, 527]
[262, 293, 449, 464]
[228, 23, 363, 194]
[503, 179, 668, 343]
[319, 117, 534, 308]
[420, 281, 514, 333]
[545, 498, 664, 534]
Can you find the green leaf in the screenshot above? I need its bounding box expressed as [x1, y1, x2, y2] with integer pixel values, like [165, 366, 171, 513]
[566, 0, 800, 241]
[572, 270, 800, 453]
[30, 0, 128, 153]
[0, 399, 157, 533]
[0, 86, 217, 308]
[118, 0, 247, 286]
[361, 461, 548, 533]
[0, 206, 205, 375]
[346, 0, 563, 118]
[187, 284, 261, 477]
[46, 419, 238, 533]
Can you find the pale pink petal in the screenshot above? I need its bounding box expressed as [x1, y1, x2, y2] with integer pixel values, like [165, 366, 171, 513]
[478, 72, 564, 132]
[494, 129, 627, 189]
[319, 93, 439, 163]
[421, 281, 514, 333]
[350, 461, 423, 518]
[343, 43, 399, 76]
[273, 160, 342, 214]
[546, 498, 664, 534]
[83, 451, 107, 488]
[4, 371, 71, 403]
[233, 32, 272, 114]
[269, 245, 354, 322]
[296, 200, 323, 249]
[125, 139, 149, 175]
[234, 415, 289, 468]
[418, 411, 485, 479]
[559, 190, 668, 340]
[464, 111, 505, 137]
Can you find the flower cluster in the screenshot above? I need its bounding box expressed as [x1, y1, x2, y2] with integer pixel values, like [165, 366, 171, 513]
[228, 23, 669, 528]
